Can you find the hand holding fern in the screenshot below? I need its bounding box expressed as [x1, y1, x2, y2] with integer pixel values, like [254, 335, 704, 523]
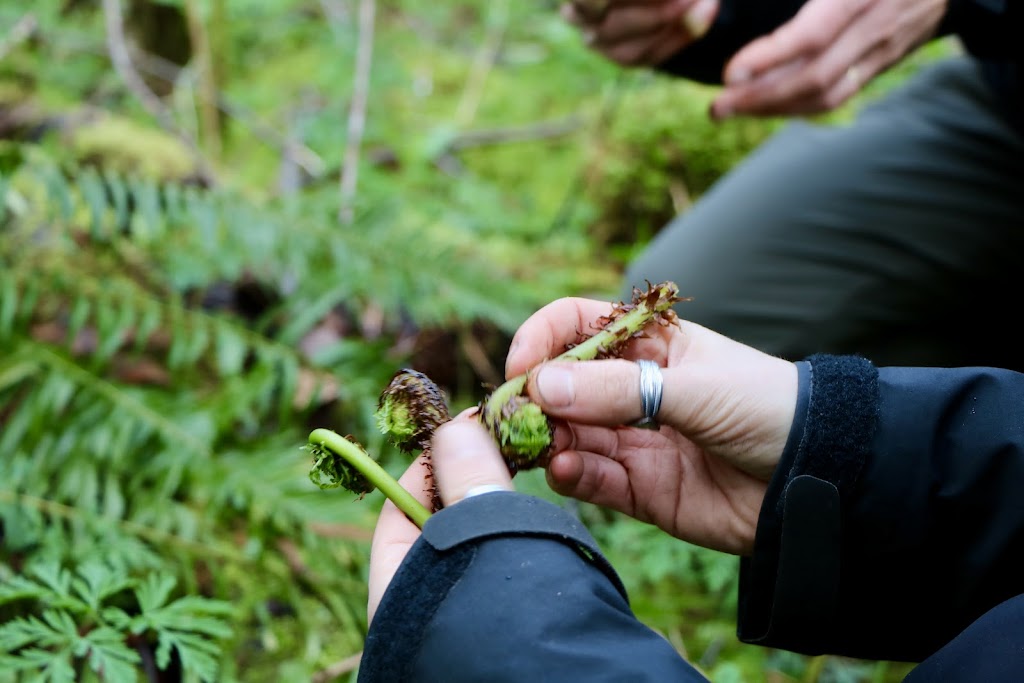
[367, 414, 513, 623]
[505, 296, 798, 555]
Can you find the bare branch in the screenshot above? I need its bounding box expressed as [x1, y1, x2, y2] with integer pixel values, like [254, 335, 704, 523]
[0, 13, 37, 62]
[339, 0, 376, 225]
[311, 652, 362, 683]
[184, 0, 222, 159]
[445, 116, 583, 153]
[454, 0, 510, 128]
[100, 0, 214, 183]
[130, 49, 325, 178]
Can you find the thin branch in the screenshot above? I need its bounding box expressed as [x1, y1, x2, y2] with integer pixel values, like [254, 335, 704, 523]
[0, 13, 37, 61]
[339, 0, 376, 225]
[454, 0, 510, 128]
[311, 652, 363, 683]
[431, 116, 583, 174]
[130, 48, 325, 177]
[444, 116, 583, 153]
[100, 0, 214, 183]
[184, 0, 222, 159]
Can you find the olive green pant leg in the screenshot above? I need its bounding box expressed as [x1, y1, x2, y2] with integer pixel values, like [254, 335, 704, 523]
[624, 56, 1024, 369]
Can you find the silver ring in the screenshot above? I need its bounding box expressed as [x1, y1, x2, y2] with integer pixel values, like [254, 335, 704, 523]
[634, 359, 663, 430]
[463, 484, 509, 499]
[845, 65, 861, 88]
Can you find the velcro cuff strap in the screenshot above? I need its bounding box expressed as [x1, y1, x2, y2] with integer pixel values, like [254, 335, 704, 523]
[422, 492, 627, 600]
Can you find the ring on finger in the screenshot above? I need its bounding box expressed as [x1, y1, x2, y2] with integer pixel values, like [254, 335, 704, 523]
[632, 359, 663, 430]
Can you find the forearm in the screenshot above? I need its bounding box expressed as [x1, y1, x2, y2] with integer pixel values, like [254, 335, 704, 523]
[737, 357, 1024, 661]
[360, 493, 706, 682]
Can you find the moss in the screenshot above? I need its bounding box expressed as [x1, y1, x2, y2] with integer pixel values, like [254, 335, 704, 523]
[67, 115, 200, 182]
[586, 74, 778, 252]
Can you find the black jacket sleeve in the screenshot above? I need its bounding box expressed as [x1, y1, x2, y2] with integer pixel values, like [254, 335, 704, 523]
[358, 492, 707, 683]
[656, 0, 806, 84]
[738, 355, 1024, 666]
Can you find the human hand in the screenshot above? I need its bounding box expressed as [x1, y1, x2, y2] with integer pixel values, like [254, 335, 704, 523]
[562, 0, 719, 67]
[366, 413, 514, 624]
[504, 296, 799, 555]
[711, 0, 946, 118]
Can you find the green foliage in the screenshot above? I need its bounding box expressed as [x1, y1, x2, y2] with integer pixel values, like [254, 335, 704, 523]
[585, 73, 779, 256]
[0, 561, 231, 682]
[0, 1, 952, 680]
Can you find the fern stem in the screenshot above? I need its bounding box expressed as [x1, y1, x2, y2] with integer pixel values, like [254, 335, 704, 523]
[308, 428, 431, 528]
[480, 281, 682, 444]
[30, 343, 212, 457]
[0, 489, 237, 560]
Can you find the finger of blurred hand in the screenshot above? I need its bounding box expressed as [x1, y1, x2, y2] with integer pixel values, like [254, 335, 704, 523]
[600, 23, 690, 66]
[505, 297, 616, 379]
[712, 19, 876, 119]
[568, 0, 612, 24]
[589, 0, 687, 44]
[719, 57, 870, 117]
[367, 453, 434, 623]
[722, 0, 861, 87]
[563, 0, 716, 65]
[432, 414, 514, 506]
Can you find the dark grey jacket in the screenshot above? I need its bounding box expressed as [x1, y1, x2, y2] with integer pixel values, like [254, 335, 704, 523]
[359, 355, 1024, 681]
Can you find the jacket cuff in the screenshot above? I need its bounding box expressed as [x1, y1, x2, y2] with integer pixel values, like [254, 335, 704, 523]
[359, 493, 628, 682]
[737, 355, 879, 653]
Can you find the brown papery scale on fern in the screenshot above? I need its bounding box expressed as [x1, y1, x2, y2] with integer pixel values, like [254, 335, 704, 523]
[480, 280, 687, 469]
[373, 369, 453, 513]
[375, 369, 452, 454]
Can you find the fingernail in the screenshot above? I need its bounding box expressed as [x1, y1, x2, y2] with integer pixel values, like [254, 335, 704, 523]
[582, 29, 597, 45]
[726, 67, 751, 85]
[682, 0, 716, 38]
[504, 340, 520, 377]
[710, 100, 732, 120]
[535, 365, 575, 408]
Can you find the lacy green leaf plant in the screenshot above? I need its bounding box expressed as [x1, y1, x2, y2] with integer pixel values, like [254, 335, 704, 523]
[0, 561, 232, 683]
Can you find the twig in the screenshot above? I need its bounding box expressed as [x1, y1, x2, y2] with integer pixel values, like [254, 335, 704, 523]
[431, 116, 582, 176]
[454, 0, 510, 128]
[339, 0, 376, 224]
[100, 0, 214, 183]
[444, 116, 583, 153]
[0, 13, 37, 61]
[546, 71, 628, 235]
[130, 48, 325, 177]
[311, 652, 362, 683]
[184, 0, 222, 159]
[458, 325, 501, 388]
[318, 0, 350, 40]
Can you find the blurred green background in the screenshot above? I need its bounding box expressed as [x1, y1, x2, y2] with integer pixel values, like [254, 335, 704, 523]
[0, 1, 948, 680]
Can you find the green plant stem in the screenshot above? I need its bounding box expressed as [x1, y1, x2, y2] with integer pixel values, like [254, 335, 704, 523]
[482, 281, 681, 427]
[308, 428, 431, 528]
[554, 298, 665, 362]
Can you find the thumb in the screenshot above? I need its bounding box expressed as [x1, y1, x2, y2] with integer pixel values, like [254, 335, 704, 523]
[431, 413, 514, 506]
[526, 359, 660, 427]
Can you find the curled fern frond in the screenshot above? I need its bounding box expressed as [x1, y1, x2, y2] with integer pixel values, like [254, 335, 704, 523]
[305, 439, 375, 496]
